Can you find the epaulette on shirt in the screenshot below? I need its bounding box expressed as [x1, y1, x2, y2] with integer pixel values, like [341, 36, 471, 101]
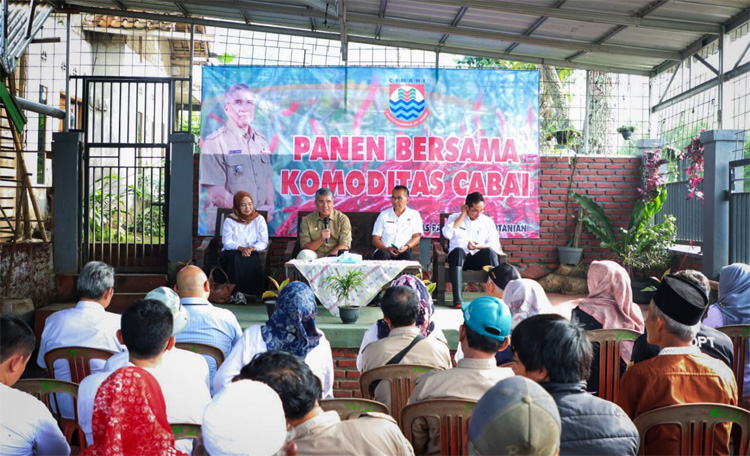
[205, 126, 228, 141]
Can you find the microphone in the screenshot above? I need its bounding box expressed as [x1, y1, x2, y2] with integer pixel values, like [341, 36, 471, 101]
[323, 217, 330, 244]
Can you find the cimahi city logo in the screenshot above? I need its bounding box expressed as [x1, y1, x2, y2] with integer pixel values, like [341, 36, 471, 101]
[385, 84, 430, 128]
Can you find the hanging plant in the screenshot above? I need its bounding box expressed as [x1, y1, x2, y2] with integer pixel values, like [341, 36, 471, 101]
[638, 149, 666, 203]
[679, 134, 705, 200]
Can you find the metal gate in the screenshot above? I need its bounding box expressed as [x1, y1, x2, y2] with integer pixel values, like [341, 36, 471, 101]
[72, 76, 186, 271]
[729, 158, 750, 264]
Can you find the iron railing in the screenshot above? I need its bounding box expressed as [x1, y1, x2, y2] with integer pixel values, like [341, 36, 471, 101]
[729, 158, 750, 264]
[662, 159, 703, 246]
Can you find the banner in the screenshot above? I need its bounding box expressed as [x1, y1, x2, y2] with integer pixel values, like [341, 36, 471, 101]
[198, 67, 540, 238]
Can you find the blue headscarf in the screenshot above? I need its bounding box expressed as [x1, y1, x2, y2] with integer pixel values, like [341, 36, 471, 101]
[261, 282, 321, 358]
[376, 275, 436, 340]
[716, 263, 750, 326]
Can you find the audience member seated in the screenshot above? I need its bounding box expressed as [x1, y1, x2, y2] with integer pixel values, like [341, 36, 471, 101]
[371, 186, 423, 261]
[360, 286, 452, 409]
[442, 192, 503, 308]
[241, 350, 414, 455]
[37, 261, 125, 418]
[201, 380, 289, 456]
[571, 260, 644, 394]
[483, 263, 521, 299]
[220, 191, 269, 302]
[78, 299, 211, 453]
[174, 265, 242, 391]
[0, 316, 70, 456]
[468, 376, 561, 456]
[104, 287, 211, 391]
[504, 278, 554, 329]
[632, 270, 734, 368]
[297, 188, 352, 259]
[82, 366, 186, 456]
[213, 282, 334, 397]
[617, 274, 738, 455]
[407, 296, 514, 455]
[702, 263, 750, 402]
[512, 314, 639, 455]
[357, 275, 446, 372]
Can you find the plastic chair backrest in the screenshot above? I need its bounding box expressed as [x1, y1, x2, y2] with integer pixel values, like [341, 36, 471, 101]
[401, 399, 477, 456]
[14, 378, 83, 445]
[716, 325, 750, 399]
[170, 422, 202, 441]
[632, 402, 750, 456]
[359, 364, 434, 425]
[175, 342, 226, 369]
[586, 328, 640, 402]
[320, 398, 390, 421]
[43, 346, 116, 382]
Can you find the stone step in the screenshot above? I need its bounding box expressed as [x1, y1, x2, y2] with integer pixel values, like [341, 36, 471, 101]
[56, 273, 168, 301]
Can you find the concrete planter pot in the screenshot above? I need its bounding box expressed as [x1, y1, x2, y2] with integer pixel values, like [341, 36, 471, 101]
[558, 246, 583, 265]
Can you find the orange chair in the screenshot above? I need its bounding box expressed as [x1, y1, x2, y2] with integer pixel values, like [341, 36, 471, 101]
[320, 398, 390, 420]
[14, 379, 84, 446]
[586, 328, 640, 403]
[632, 403, 750, 455]
[716, 325, 750, 409]
[401, 399, 476, 456]
[43, 346, 116, 382]
[359, 364, 434, 426]
[175, 342, 226, 369]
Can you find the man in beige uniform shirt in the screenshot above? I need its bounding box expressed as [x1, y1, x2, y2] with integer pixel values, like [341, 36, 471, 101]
[241, 350, 414, 456]
[361, 286, 452, 409]
[407, 296, 514, 455]
[297, 188, 352, 259]
[201, 83, 274, 215]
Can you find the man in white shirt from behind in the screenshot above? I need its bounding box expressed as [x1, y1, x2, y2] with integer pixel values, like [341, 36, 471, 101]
[174, 265, 242, 392]
[372, 185, 423, 261]
[0, 316, 70, 456]
[37, 261, 125, 418]
[78, 298, 211, 453]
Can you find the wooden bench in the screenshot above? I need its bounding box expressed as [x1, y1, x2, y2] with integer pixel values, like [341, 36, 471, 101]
[195, 209, 271, 299]
[432, 213, 507, 307]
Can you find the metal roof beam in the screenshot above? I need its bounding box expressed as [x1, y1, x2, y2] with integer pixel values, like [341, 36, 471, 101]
[167, 1, 327, 20]
[174, 2, 191, 17]
[651, 60, 750, 112]
[411, 0, 721, 34]
[437, 6, 467, 46]
[339, 0, 347, 61]
[347, 13, 681, 60]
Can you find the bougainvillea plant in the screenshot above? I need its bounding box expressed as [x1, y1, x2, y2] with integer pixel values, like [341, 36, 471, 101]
[679, 134, 705, 200]
[638, 149, 666, 203]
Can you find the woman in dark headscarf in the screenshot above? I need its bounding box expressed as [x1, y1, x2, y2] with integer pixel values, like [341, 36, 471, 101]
[212, 282, 334, 398]
[356, 275, 446, 371]
[220, 191, 269, 298]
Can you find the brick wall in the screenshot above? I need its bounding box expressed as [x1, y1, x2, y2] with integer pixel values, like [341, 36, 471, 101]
[332, 348, 362, 398]
[192, 154, 643, 274]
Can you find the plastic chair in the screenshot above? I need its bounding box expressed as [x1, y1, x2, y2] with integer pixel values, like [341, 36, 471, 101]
[171, 422, 202, 440]
[175, 342, 225, 369]
[586, 328, 640, 402]
[632, 403, 750, 455]
[14, 379, 84, 446]
[401, 399, 477, 456]
[716, 324, 750, 408]
[43, 346, 116, 382]
[359, 364, 435, 425]
[320, 398, 390, 420]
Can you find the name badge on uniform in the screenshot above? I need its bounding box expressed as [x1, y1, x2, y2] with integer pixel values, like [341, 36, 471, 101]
[228, 149, 242, 155]
[386, 221, 395, 224]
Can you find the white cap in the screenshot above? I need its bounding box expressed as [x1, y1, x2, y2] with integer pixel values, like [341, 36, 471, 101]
[145, 287, 189, 335]
[202, 380, 287, 456]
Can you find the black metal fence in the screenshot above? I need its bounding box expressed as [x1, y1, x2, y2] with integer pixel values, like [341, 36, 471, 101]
[729, 158, 750, 264]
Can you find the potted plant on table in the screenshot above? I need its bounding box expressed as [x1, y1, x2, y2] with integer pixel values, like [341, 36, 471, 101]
[262, 277, 290, 318]
[617, 125, 636, 140]
[573, 186, 676, 303]
[324, 270, 366, 324]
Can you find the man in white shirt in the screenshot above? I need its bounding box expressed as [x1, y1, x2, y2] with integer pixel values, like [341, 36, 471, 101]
[78, 298, 211, 454]
[174, 265, 242, 391]
[372, 185, 423, 261]
[442, 192, 502, 308]
[36, 261, 125, 418]
[1, 316, 70, 456]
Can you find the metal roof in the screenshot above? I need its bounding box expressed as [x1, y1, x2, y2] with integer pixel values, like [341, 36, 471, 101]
[43, 0, 750, 76]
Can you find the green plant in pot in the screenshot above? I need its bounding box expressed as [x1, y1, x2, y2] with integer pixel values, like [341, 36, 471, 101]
[262, 277, 290, 318]
[617, 125, 636, 140]
[324, 270, 365, 324]
[573, 186, 676, 303]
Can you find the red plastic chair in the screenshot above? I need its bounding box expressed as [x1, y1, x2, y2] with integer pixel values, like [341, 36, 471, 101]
[716, 325, 750, 409]
[401, 399, 476, 456]
[320, 398, 390, 420]
[359, 364, 434, 426]
[586, 328, 640, 403]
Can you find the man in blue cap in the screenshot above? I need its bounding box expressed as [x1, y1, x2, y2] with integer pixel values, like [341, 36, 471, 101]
[407, 296, 514, 455]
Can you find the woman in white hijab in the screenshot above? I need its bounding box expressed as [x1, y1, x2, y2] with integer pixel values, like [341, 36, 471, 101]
[503, 279, 554, 328]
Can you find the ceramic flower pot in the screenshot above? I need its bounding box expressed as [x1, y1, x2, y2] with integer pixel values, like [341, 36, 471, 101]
[265, 300, 277, 319]
[339, 307, 360, 324]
